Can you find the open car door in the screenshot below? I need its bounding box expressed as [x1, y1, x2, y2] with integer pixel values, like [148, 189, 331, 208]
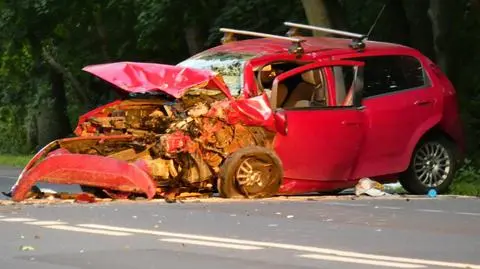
[270, 60, 365, 193]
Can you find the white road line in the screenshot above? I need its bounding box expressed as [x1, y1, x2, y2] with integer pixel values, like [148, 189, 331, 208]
[325, 202, 367, 207]
[455, 212, 480, 216]
[160, 238, 263, 250]
[0, 215, 4, 218]
[78, 224, 480, 269]
[416, 209, 444, 213]
[0, 176, 18, 179]
[299, 254, 425, 268]
[44, 225, 131, 236]
[376, 206, 403, 210]
[26, 221, 68, 226]
[0, 218, 37, 222]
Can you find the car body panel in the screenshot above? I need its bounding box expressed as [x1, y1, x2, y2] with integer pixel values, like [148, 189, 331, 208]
[83, 62, 232, 98]
[274, 108, 364, 181]
[10, 136, 157, 201]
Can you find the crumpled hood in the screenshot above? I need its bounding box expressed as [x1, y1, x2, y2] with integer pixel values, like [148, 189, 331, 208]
[82, 62, 230, 98]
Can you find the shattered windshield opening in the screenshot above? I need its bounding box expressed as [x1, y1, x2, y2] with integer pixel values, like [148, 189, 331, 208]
[177, 52, 256, 97]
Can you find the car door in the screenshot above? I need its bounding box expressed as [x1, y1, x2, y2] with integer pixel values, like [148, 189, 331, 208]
[270, 60, 366, 184]
[343, 55, 438, 178]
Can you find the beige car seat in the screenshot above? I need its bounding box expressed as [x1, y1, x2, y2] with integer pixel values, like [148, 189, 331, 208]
[259, 66, 289, 107]
[283, 70, 324, 108]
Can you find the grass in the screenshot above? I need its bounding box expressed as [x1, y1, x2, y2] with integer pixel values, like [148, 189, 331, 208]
[0, 154, 34, 168]
[449, 181, 480, 196]
[448, 163, 480, 196]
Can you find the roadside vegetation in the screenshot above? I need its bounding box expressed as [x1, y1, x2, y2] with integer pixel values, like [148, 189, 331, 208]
[0, 0, 479, 196]
[0, 155, 33, 168]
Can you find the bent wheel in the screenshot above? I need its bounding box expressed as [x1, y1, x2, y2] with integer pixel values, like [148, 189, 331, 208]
[218, 146, 283, 199]
[399, 136, 457, 194]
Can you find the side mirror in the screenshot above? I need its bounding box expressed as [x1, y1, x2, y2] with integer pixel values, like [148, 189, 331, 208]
[274, 108, 288, 135]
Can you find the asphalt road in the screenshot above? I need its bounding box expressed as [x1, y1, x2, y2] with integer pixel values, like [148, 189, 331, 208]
[1, 167, 480, 269]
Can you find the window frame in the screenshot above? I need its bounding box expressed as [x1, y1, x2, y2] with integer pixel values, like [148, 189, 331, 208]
[270, 60, 365, 111]
[343, 54, 432, 100]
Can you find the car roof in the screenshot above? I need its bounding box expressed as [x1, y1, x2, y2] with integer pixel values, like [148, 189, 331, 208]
[201, 36, 414, 57]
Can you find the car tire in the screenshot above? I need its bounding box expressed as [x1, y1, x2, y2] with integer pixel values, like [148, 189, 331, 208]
[217, 146, 283, 199]
[399, 135, 458, 195]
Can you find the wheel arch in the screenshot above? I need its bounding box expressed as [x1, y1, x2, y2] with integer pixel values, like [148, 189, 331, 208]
[399, 115, 442, 172]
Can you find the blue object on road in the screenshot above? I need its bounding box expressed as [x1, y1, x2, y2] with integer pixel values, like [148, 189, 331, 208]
[427, 189, 437, 198]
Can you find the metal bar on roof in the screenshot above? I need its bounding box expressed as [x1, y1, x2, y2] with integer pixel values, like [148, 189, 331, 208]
[284, 22, 365, 40]
[219, 28, 305, 43]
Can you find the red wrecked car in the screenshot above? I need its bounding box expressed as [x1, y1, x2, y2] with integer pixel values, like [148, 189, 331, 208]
[8, 23, 464, 202]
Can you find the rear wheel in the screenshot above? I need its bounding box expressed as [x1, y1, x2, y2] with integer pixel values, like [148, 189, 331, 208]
[217, 146, 283, 199]
[399, 136, 457, 194]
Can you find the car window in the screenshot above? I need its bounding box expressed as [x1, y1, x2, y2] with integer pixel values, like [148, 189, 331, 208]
[177, 52, 256, 97]
[354, 55, 428, 98]
[275, 68, 329, 109]
[333, 66, 355, 105]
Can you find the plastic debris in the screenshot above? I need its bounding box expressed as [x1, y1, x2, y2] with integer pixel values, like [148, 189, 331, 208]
[39, 188, 57, 194]
[354, 178, 389, 197]
[19, 245, 35, 251]
[427, 189, 437, 198]
[74, 193, 96, 203]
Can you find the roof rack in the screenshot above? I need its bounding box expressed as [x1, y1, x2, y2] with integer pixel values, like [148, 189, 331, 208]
[219, 28, 306, 57]
[284, 22, 367, 50]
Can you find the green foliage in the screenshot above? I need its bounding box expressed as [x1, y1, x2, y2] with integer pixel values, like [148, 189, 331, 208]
[207, 0, 306, 46]
[450, 160, 480, 196]
[0, 154, 34, 167]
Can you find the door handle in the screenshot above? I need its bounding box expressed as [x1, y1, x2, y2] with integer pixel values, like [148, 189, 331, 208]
[414, 100, 433, 106]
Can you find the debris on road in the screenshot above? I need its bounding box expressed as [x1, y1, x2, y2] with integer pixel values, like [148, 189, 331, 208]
[354, 178, 390, 197]
[19, 245, 35, 251]
[74, 193, 96, 204]
[428, 189, 438, 198]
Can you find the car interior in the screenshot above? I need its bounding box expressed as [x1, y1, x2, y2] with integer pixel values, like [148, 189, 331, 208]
[255, 62, 356, 109]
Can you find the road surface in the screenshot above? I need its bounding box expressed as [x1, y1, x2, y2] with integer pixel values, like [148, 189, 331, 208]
[1, 167, 480, 269]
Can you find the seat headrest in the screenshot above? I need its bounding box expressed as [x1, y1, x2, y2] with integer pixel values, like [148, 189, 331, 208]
[301, 70, 322, 85]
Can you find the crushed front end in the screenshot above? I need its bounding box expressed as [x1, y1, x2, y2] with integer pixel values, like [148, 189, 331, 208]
[10, 62, 277, 202]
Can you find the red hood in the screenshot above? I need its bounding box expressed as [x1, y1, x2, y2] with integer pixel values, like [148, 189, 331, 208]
[82, 62, 230, 98]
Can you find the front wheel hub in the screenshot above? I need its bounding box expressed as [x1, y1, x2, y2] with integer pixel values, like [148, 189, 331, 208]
[235, 157, 273, 195]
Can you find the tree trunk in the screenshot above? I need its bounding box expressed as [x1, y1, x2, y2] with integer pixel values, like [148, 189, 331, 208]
[301, 0, 332, 36]
[428, 0, 463, 75]
[50, 70, 71, 137]
[402, 0, 435, 60]
[36, 70, 71, 147]
[428, 0, 449, 73]
[324, 0, 348, 30]
[184, 25, 205, 56]
[372, 0, 411, 45]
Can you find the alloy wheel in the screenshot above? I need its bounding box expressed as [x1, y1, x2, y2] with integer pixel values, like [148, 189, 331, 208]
[235, 157, 274, 196]
[413, 142, 451, 187]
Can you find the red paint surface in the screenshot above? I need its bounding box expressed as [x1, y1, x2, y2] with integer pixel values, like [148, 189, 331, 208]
[11, 153, 156, 202]
[83, 62, 231, 98]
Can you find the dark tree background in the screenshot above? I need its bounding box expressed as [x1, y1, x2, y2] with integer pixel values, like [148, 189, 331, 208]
[0, 0, 479, 190]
